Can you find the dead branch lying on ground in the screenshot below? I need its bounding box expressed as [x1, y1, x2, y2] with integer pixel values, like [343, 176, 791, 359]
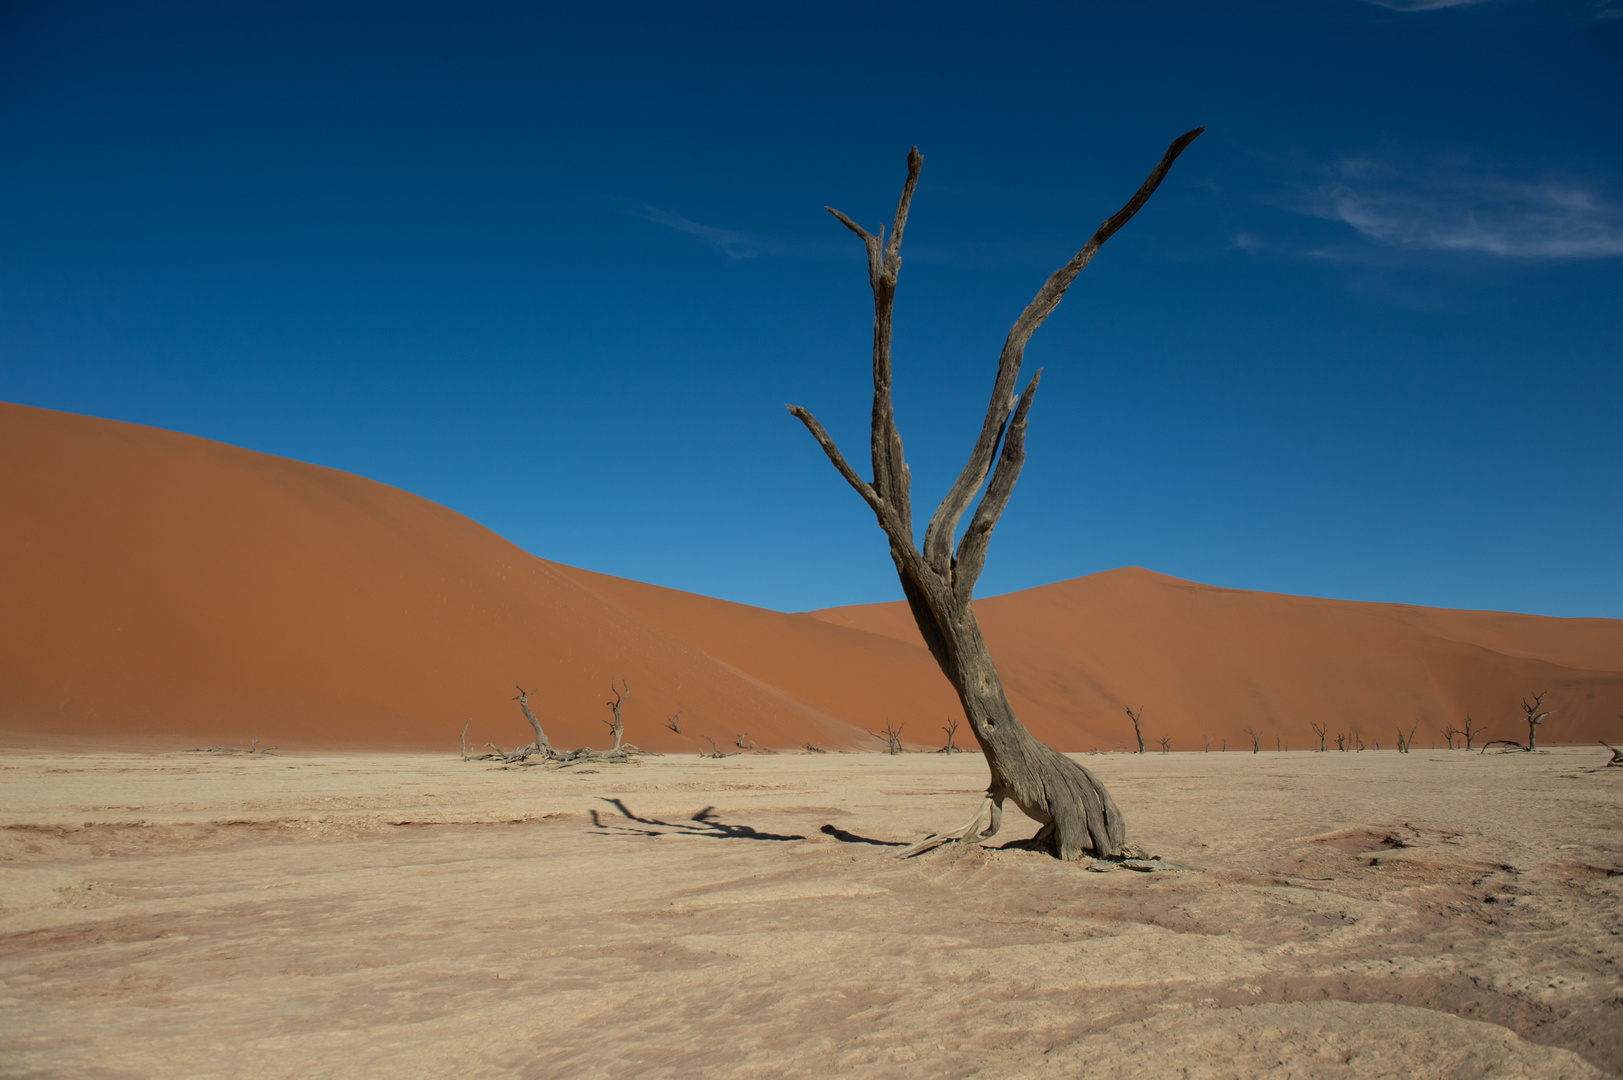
[1601, 740, 1623, 767]
[700, 734, 740, 759]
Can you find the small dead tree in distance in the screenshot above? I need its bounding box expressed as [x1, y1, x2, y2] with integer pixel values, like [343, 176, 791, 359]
[1462, 714, 1486, 750]
[1158, 735, 1171, 754]
[1521, 691, 1552, 751]
[868, 720, 905, 754]
[939, 716, 966, 753]
[788, 130, 1202, 860]
[700, 734, 739, 759]
[1244, 726, 1261, 754]
[1482, 692, 1555, 753]
[512, 685, 555, 758]
[602, 679, 629, 752]
[1439, 721, 1460, 749]
[664, 711, 683, 735]
[1311, 721, 1328, 752]
[1125, 705, 1147, 755]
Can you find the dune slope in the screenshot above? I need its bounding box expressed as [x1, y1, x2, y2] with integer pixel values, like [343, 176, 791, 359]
[3, 401, 1619, 752]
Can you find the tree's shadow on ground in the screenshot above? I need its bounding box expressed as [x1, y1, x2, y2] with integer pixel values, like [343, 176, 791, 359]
[591, 798, 805, 842]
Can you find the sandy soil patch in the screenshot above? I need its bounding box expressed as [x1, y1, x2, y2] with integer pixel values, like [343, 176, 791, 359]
[1, 747, 1619, 1078]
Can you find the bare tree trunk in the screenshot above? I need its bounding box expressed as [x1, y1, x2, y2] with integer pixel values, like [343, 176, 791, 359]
[1125, 705, 1146, 754]
[789, 129, 1202, 861]
[1521, 691, 1551, 751]
[1462, 714, 1485, 750]
[512, 685, 554, 758]
[603, 679, 628, 752]
[867, 721, 904, 754]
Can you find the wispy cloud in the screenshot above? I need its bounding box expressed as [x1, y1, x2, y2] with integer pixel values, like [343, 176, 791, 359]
[1358, 0, 1494, 9]
[1303, 159, 1623, 260]
[630, 204, 759, 259]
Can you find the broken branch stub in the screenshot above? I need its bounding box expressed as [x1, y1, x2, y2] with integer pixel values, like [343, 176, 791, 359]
[789, 129, 1203, 861]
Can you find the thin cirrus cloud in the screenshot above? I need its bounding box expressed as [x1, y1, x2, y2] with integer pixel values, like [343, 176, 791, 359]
[630, 204, 761, 259]
[1302, 159, 1623, 260]
[1358, 0, 1494, 8]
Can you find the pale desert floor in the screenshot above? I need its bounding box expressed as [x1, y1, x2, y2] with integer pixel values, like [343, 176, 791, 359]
[2, 746, 1619, 1079]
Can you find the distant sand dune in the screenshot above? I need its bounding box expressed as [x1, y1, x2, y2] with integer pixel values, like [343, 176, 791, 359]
[3, 400, 1620, 752]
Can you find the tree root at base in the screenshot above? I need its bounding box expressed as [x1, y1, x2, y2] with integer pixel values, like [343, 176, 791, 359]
[897, 791, 1004, 858]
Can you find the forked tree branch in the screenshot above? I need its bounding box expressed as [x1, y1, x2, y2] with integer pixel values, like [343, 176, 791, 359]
[790, 129, 1201, 604]
[922, 127, 1205, 579]
[787, 404, 887, 519]
[821, 147, 922, 531]
[954, 370, 1041, 600]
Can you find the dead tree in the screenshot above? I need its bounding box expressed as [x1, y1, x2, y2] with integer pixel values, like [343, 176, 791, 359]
[789, 130, 1202, 860]
[1521, 691, 1552, 751]
[1244, 726, 1261, 754]
[735, 732, 756, 750]
[512, 684, 556, 758]
[460, 718, 473, 761]
[1601, 739, 1623, 767]
[1203, 735, 1211, 753]
[1462, 714, 1486, 750]
[1311, 721, 1328, 752]
[1125, 705, 1147, 755]
[1158, 735, 1171, 754]
[868, 721, 905, 754]
[602, 679, 629, 751]
[664, 711, 683, 735]
[1334, 733, 1347, 752]
[700, 734, 738, 759]
[939, 716, 964, 753]
[1395, 723, 1418, 754]
[1439, 721, 1460, 750]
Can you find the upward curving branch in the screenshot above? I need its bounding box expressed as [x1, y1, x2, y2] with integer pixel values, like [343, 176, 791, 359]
[922, 127, 1204, 580]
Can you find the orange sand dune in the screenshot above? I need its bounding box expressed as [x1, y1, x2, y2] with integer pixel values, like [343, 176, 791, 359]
[813, 570, 1623, 751]
[3, 401, 1620, 753]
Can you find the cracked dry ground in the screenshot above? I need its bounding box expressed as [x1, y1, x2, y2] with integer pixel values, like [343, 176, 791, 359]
[1, 747, 1619, 1078]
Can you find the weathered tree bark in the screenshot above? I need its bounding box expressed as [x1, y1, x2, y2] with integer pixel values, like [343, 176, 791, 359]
[603, 679, 628, 752]
[789, 129, 1202, 861]
[512, 684, 555, 758]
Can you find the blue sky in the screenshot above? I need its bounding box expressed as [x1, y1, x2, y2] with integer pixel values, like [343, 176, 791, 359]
[2, 1, 1619, 617]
